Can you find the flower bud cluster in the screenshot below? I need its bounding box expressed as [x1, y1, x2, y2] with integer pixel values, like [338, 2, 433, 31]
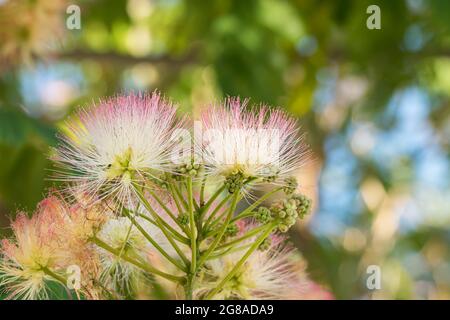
[258, 237, 272, 251]
[178, 213, 189, 225]
[282, 176, 298, 195]
[225, 223, 239, 237]
[254, 206, 272, 224]
[224, 171, 246, 194]
[177, 162, 201, 177]
[273, 194, 311, 232]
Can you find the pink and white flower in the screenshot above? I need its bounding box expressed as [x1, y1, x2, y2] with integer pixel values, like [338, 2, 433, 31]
[0, 199, 64, 299]
[199, 98, 309, 189]
[53, 92, 184, 206]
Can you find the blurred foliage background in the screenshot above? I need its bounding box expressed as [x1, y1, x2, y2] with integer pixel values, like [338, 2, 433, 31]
[0, 0, 449, 299]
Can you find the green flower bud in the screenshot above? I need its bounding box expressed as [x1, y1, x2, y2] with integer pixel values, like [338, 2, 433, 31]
[286, 208, 296, 216]
[255, 207, 272, 224]
[224, 171, 246, 194]
[225, 223, 239, 237]
[278, 224, 289, 233]
[291, 194, 312, 219]
[285, 216, 296, 226]
[283, 176, 298, 195]
[269, 193, 312, 233]
[175, 158, 202, 178]
[258, 237, 272, 251]
[177, 214, 189, 225]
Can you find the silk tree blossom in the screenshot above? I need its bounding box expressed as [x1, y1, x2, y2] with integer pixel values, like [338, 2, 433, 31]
[0, 92, 325, 300]
[199, 98, 309, 192]
[97, 217, 150, 293]
[97, 214, 173, 263]
[0, 200, 64, 300]
[195, 231, 312, 300]
[0, 196, 111, 300]
[97, 215, 181, 296]
[52, 197, 109, 299]
[54, 92, 184, 206]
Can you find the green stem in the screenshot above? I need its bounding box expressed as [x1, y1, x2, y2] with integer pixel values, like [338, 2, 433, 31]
[234, 187, 283, 220]
[203, 194, 231, 231]
[133, 187, 184, 240]
[137, 212, 190, 242]
[205, 192, 246, 234]
[133, 185, 190, 266]
[185, 275, 194, 300]
[215, 224, 270, 251]
[147, 188, 191, 236]
[230, 211, 254, 223]
[124, 210, 186, 272]
[205, 210, 231, 237]
[204, 192, 242, 235]
[91, 236, 183, 283]
[200, 175, 207, 206]
[169, 183, 192, 237]
[116, 218, 135, 261]
[140, 210, 189, 245]
[184, 181, 200, 211]
[204, 224, 276, 299]
[199, 185, 226, 219]
[136, 213, 157, 225]
[198, 192, 239, 267]
[172, 183, 188, 209]
[207, 243, 252, 261]
[168, 183, 185, 214]
[41, 266, 67, 285]
[187, 177, 197, 274]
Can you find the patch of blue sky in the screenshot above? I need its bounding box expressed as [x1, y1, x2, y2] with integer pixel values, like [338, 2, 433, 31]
[19, 62, 84, 117]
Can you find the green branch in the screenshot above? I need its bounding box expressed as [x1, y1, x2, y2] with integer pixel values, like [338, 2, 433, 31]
[204, 223, 275, 299]
[124, 210, 187, 272]
[91, 236, 183, 284]
[198, 192, 239, 267]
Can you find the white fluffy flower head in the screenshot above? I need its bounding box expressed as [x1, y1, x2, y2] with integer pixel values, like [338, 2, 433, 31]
[199, 98, 309, 190]
[197, 234, 300, 300]
[54, 92, 183, 205]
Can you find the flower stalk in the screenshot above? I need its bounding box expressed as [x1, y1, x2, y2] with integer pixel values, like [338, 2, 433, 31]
[0, 93, 321, 300]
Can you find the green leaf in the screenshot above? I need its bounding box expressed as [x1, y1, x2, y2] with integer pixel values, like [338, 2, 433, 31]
[0, 144, 52, 211]
[0, 108, 57, 147]
[0, 109, 30, 147]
